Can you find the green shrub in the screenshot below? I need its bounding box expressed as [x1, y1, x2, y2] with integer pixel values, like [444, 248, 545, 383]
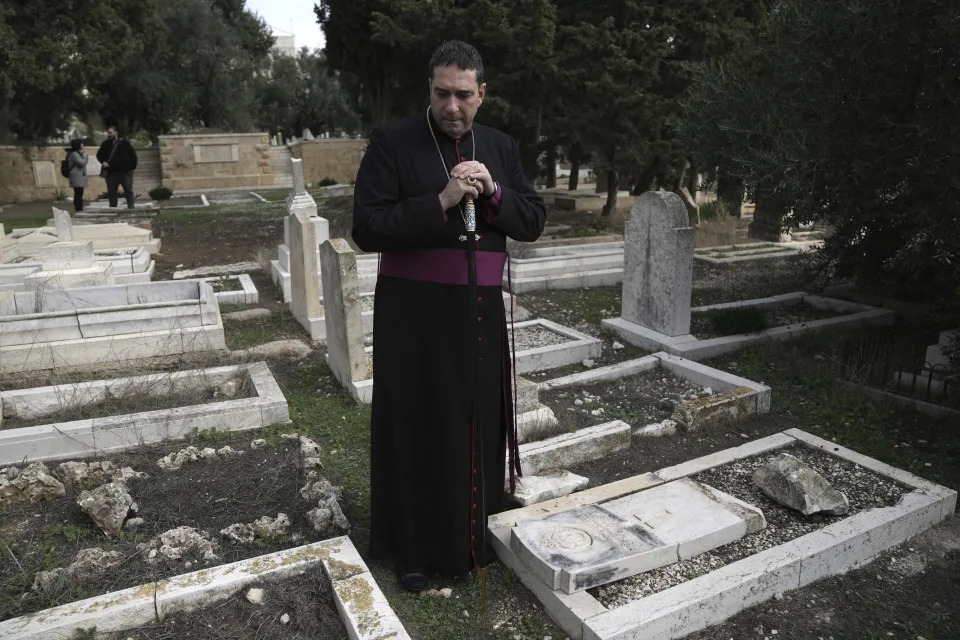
[52, 188, 68, 201]
[698, 199, 730, 222]
[317, 177, 337, 187]
[148, 186, 173, 200]
[706, 307, 768, 335]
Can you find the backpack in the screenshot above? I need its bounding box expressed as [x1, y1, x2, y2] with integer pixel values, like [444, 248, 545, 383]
[60, 155, 71, 178]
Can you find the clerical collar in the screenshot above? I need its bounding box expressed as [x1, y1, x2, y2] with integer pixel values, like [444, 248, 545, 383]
[428, 107, 473, 142]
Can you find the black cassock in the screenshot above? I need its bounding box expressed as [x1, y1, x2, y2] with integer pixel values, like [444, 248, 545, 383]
[352, 112, 546, 576]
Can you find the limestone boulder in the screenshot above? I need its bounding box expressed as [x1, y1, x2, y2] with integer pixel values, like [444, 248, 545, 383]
[142, 526, 218, 563]
[753, 453, 850, 516]
[77, 482, 138, 536]
[252, 512, 291, 538]
[220, 523, 256, 544]
[32, 547, 124, 593]
[0, 462, 66, 504]
[301, 477, 349, 535]
[56, 461, 147, 490]
[157, 446, 202, 471]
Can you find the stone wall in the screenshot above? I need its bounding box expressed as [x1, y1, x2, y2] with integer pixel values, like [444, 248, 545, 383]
[290, 139, 366, 185]
[158, 133, 274, 191]
[0, 146, 109, 204]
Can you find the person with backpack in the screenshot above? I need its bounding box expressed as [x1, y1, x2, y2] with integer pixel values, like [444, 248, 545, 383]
[64, 139, 88, 213]
[96, 126, 138, 209]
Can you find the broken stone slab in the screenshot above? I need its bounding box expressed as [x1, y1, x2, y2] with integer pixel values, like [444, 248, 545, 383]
[77, 482, 137, 537]
[633, 419, 678, 438]
[517, 421, 631, 476]
[506, 469, 589, 506]
[511, 478, 765, 593]
[753, 452, 850, 516]
[516, 405, 562, 443]
[0, 462, 66, 504]
[671, 386, 757, 430]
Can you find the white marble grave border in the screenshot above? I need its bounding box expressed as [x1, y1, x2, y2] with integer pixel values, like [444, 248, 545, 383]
[201, 273, 259, 305]
[0, 361, 289, 466]
[603, 292, 896, 361]
[488, 429, 956, 640]
[512, 318, 603, 374]
[539, 351, 771, 426]
[0, 536, 410, 640]
[506, 241, 625, 294]
[173, 260, 260, 280]
[693, 241, 822, 267]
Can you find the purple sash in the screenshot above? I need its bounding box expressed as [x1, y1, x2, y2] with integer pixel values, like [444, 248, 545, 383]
[379, 248, 507, 287]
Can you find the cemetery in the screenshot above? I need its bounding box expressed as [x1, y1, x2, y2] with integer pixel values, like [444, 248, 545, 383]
[1, 2, 958, 638]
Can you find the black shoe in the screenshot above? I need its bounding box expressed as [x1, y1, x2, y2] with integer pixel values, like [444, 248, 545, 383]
[397, 568, 428, 593]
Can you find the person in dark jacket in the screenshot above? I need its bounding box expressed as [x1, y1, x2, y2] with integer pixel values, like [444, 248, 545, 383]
[96, 126, 138, 209]
[66, 139, 88, 212]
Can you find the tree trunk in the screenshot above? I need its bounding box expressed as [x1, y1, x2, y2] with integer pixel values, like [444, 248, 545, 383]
[569, 152, 580, 191]
[749, 188, 788, 241]
[716, 168, 745, 217]
[601, 169, 619, 217]
[545, 145, 557, 189]
[632, 155, 660, 194]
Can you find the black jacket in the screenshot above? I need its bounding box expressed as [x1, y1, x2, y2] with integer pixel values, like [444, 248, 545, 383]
[96, 138, 138, 173]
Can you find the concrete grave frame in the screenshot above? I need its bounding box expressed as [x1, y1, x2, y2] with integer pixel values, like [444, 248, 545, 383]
[512, 318, 603, 374]
[693, 241, 822, 267]
[603, 292, 896, 361]
[0, 536, 410, 640]
[505, 241, 625, 294]
[488, 429, 956, 640]
[201, 274, 259, 305]
[539, 352, 771, 429]
[0, 248, 154, 290]
[0, 280, 226, 374]
[0, 361, 289, 465]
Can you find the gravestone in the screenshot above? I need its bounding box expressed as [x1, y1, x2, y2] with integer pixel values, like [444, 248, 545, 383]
[303, 128, 315, 141]
[511, 477, 764, 593]
[288, 212, 323, 330]
[53, 207, 73, 241]
[319, 238, 368, 387]
[23, 240, 114, 290]
[621, 191, 694, 336]
[285, 158, 317, 217]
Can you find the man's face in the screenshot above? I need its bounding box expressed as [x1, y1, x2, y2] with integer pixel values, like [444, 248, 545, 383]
[107, 128, 118, 140]
[429, 65, 485, 138]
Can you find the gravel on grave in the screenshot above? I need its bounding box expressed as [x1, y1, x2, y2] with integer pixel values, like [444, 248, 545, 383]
[110, 571, 348, 640]
[591, 444, 909, 608]
[690, 302, 849, 339]
[510, 324, 572, 351]
[539, 369, 709, 431]
[0, 437, 317, 620]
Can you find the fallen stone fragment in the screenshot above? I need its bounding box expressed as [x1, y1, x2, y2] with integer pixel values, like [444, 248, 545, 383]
[506, 469, 589, 506]
[634, 419, 678, 438]
[424, 588, 453, 598]
[246, 587, 265, 605]
[280, 613, 291, 624]
[124, 517, 145, 532]
[235, 339, 312, 360]
[280, 433, 300, 441]
[223, 307, 272, 322]
[220, 523, 256, 544]
[33, 547, 125, 593]
[252, 513, 291, 538]
[200, 447, 217, 459]
[216, 377, 243, 398]
[141, 526, 218, 563]
[305, 504, 350, 536]
[250, 439, 267, 450]
[299, 437, 322, 458]
[753, 453, 850, 516]
[77, 482, 137, 536]
[0, 462, 66, 504]
[217, 446, 241, 458]
[157, 446, 203, 471]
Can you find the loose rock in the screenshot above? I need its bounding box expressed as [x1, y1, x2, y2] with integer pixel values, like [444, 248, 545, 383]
[246, 587, 265, 605]
[250, 439, 267, 450]
[0, 462, 66, 504]
[141, 526, 218, 563]
[753, 453, 850, 516]
[77, 482, 137, 536]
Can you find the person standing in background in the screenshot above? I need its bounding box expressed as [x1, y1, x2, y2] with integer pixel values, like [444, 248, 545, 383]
[66, 139, 88, 213]
[96, 126, 138, 209]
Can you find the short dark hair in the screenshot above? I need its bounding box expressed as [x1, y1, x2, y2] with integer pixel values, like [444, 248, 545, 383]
[429, 40, 484, 85]
[70, 139, 82, 151]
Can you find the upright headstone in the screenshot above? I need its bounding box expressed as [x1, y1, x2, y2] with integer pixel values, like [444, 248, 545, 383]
[288, 212, 323, 329]
[621, 191, 694, 336]
[303, 128, 315, 141]
[286, 158, 317, 217]
[319, 238, 368, 387]
[53, 207, 73, 241]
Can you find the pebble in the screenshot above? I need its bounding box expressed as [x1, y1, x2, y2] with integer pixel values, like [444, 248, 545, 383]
[250, 439, 267, 450]
[582, 359, 596, 368]
[246, 588, 264, 605]
[280, 613, 291, 624]
[612, 341, 624, 350]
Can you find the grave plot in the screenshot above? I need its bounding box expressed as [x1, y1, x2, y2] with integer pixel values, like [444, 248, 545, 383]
[0, 433, 357, 634]
[92, 247, 155, 284]
[0, 280, 226, 374]
[606, 292, 896, 361]
[202, 273, 259, 305]
[511, 319, 603, 374]
[0, 361, 289, 466]
[506, 240, 625, 294]
[693, 241, 821, 267]
[540, 352, 771, 435]
[1, 537, 408, 640]
[488, 429, 956, 640]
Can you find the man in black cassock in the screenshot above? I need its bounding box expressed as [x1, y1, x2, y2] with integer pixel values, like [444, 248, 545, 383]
[352, 41, 546, 592]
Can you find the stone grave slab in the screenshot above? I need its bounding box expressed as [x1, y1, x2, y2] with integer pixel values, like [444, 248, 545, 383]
[489, 430, 956, 640]
[511, 478, 763, 594]
[319, 238, 369, 399]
